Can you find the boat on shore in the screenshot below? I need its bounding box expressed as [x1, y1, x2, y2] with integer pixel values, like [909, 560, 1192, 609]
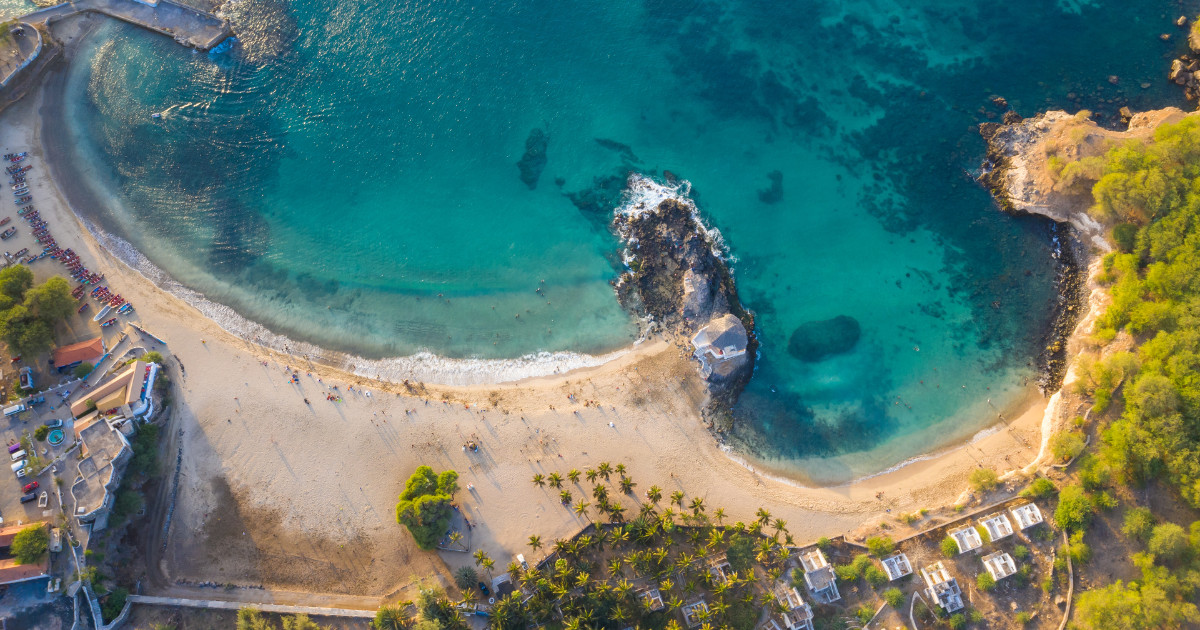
[93, 304, 111, 322]
[100, 318, 117, 327]
[1, 228, 16, 240]
[77, 303, 88, 313]
[13, 248, 28, 258]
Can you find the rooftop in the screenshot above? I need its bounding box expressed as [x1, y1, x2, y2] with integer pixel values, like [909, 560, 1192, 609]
[881, 552, 912, 581]
[983, 551, 1018, 581]
[69, 360, 154, 418]
[1011, 503, 1044, 530]
[70, 415, 132, 525]
[980, 513, 1014, 541]
[921, 562, 964, 613]
[51, 336, 104, 369]
[949, 526, 983, 554]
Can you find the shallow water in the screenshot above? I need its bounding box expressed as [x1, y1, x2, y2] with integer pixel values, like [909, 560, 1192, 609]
[55, 0, 1193, 480]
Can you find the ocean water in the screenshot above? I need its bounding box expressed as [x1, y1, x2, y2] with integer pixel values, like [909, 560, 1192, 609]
[52, 0, 1193, 481]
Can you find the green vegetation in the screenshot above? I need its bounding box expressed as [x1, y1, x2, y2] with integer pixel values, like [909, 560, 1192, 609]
[1020, 477, 1058, 499]
[11, 525, 47, 564]
[940, 535, 959, 558]
[883, 586, 904, 608]
[1051, 430, 1087, 462]
[128, 423, 160, 477]
[866, 535, 895, 557]
[1122, 507, 1156, 543]
[1147, 523, 1189, 563]
[33, 424, 48, 441]
[73, 362, 93, 379]
[1054, 484, 1093, 532]
[0, 268, 76, 357]
[100, 587, 128, 622]
[143, 350, 163, 364]
[237, 609, 330, 630]
[454, 565, 478, 590]
[977, 572, 996, 592]
[968, 467, 999, 493]
[373, 606, 407, 630]
[395, 466, 459, 550]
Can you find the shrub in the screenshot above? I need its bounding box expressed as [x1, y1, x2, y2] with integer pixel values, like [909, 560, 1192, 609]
[977, 572, 996, 592]
[1066, 531, 1092, 564]
[73, 362, 93, 379]
[1148, 523, 1189, 563]
[1123, 507, 1155, 542]
[948, 613, 966, 629]
[11, 525, 48, 564]
[395, 466, 459, 550]
[866, 535, 895, 557]
[1112, 222, 1138, 252]
[816, 536, 831, 551]
[1051, 431, 1087, 462]
[864, 565, 888, 588]
[1092, 491, 1118, 511]
[373, 605, 407, 630]
[969, 468, 999, 492]
[1015, 611, 1032, 625]
[143, 351, 164, 364]
[1013, 544, 1030, 560]
[883, 587, 904, 608]
[453, 565, 478, 591]
[941, 536, 959, 558]
[855, 604, 874, 625]
[1021, 477, 1057, 498]
[100, 587, 129, 623]
[1055, 484, 1093, 532]
[33, 425, 48, 441]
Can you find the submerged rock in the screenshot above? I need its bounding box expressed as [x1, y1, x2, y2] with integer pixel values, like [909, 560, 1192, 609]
[787, 315, 860, 362]
[517, 128, 548, 189]
[757, 170, 783, 204]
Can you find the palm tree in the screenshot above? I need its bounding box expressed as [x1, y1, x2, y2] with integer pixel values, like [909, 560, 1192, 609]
[473, 549, 489, 566]
[667, 595, 683, 612]
[772, 517, 788, 534]
[482, 557, 495, 575]
[592, 484, 609, 502]
[448, 531, 464, 550]
[585, 468, 598, 483]
[532, 473, 545, 487]
[373, 605, 406, 630]
[573, 500, 591, 519]
[615, 463, 627, 476]
[713, 507, 726, 524]
[548, 472, 563, 488]
[567, 468, 581, 483]
[597, 462, 613, 480]
[619, 476, 636, 494]
[670, 491, 685, 508]
[689, 497, 705, 515]
[528, 535, 542, 552]
[560, 489, 572, 504]
[646, 485, 663, 504]
[755, 507, 771, 525]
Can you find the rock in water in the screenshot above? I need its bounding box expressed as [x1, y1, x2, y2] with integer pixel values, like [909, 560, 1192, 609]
[757, 170, 783, 204]
[788, 315, 861, 362]
[517, 128, 548, 189]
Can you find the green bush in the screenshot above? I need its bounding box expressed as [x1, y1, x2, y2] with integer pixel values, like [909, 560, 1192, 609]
[855, 604, 874, 625]
[1015, 611, 1032, 625]
[1123, 507, 1155, 542]
[1013, 544, 1030, 560]
[1148, 523, 1189, 563]
[977, 572, 996, 592]
[883, 587, 904, 608]
[1021, 477, 1057, 499]
[454, 565, 478, 591]
[1112, 222, 1138, 252]
[969, 468, 999, 492]
[1066, 531, 1092, 564]
[864, 565, 888, 589]
[395, 466, 459, 550]
[143, 351, 164, 364]
[948, 613, 966, 630]
[33, 424, 48, 441]
[73, 362, 93, 379]
[100, 587, 129, 622]
[866, 535, 895, 557]
[1055, 484, 1093, 532]
[941, 536, 959, 558]
[11, 525, 48, 564]
[1051, 431, 1087, 462]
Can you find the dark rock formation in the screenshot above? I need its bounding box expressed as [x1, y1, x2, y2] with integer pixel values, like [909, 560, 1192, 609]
[517, 128, 548, 189]
[787, 315, 860, 362]
[594, 138, 641, 163]
[757, 170, 783, 204]
[612, 183, 755, 400]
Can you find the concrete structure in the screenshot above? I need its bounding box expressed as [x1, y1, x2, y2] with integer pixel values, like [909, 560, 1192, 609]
[0, 22, 42, 89]
[1010, 503, 1044, 530]
[980, 512, 1014, 542]
[949, 526, 983, 554]
[921, 561, 964, 613]
[881, 551, 912, 581]
[707, 558, 732, 585]
[690, 313, 748, 379]
[799, 548, 840, 603]
[769, 584, 814, 630]
[25, 0, 231, 50]
[52, 336, 105, 371]
[0, 522, 50, 585]
[68, 413, 132, 530]
[982, 552, 1018, 581]
[637, 587, 664, 612]
[681, 600, 709, 628]
[70, 360, 158, 419]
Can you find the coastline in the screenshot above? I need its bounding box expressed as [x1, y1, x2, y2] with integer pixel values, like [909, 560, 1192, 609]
[0, 17, 1105, 600]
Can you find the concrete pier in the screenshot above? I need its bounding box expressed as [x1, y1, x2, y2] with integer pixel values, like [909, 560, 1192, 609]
[26, 0, 232, 51]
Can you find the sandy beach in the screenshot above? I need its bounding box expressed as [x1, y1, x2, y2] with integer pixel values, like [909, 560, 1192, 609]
[0, 18, 1082, 605]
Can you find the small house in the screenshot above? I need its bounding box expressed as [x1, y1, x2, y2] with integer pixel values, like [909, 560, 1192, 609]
[881, 551, 912, 581]
[949, 526, 983, 554]
[980, 512, 1014, 541]
[921, 561, 964, 613]
[772, 583, 814, 630]
[1010, 503, 1044, 530]
[707, 558, 732, 585]
[637, 587, 664, 612]
[982, 551, 1018, 581]
[799, 548, 841, 603]
[682, 600, 709, 628]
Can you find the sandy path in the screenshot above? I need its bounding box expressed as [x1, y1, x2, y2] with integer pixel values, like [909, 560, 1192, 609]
[0, 22, 1059, 602]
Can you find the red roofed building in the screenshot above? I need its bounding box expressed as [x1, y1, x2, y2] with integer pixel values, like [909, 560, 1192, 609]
[0, 522, 51, 585]
[52, 336, 105, 370]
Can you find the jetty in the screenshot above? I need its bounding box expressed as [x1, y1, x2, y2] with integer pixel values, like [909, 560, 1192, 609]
[25, 0, 232, 51]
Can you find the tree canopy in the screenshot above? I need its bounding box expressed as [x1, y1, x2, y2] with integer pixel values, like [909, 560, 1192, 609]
[0, 268, 76, 358]
[11, 525, 48, 564]
[396, 466, 458, 550]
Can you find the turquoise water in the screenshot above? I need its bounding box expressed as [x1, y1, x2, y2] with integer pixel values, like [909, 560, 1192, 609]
[54, 0, 1192, 479]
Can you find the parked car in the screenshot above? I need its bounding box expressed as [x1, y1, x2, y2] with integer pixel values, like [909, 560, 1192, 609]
[42, 419, 61, 429]
[22, 481, 37, 493]
[19, 492, 35, 503]
[15, 467, 26, 479]
[478, 582, 489, 596]
[28, 396, 45, 406]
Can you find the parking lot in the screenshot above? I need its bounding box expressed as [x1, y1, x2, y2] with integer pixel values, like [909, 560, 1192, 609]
[0, 380, 78, 526]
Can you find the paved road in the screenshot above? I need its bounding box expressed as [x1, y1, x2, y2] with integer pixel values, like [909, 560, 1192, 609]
[128, 595, 379, 618]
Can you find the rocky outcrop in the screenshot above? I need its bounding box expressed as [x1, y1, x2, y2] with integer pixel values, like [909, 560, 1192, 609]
[613, 176, 755, 400]
[517, 128, 548, 190]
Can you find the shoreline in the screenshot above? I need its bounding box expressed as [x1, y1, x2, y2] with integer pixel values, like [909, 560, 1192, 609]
[0, 20, 1103, 599]
[27, 20, 1072, 490]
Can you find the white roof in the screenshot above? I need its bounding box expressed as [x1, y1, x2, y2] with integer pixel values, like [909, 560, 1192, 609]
[921, 562, 964, 612]
[881, 552, 912, 580]
[983, 551, 1018, 580]
[980, 513, 1014, 541]
[1010, 503, 1044, 529]
[949, 526, 983, 554]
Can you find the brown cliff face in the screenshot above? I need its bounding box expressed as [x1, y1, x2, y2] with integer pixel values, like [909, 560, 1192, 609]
[612, 188, 756, 401]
